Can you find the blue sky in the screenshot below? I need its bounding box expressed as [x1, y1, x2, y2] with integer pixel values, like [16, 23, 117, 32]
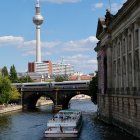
[0, 0, 126, 74]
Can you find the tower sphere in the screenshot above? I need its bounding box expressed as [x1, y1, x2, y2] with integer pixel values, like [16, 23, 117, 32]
[33, 15, 43, 26]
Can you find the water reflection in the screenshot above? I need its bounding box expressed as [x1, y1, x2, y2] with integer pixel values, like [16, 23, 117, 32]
[0, 114, 11, 129]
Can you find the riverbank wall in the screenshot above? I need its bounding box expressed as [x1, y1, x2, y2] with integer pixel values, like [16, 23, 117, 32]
[0, 105, 22, 114]
[0, 100, 53, 114]
[98, 94, 140, 139]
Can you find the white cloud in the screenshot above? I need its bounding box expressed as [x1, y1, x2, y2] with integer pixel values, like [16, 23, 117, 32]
[92, 3, 104, 11]
[87, 59, 97, 65]
[62, 36, 98, 52]
[92, 1, 125, 14]
[0, 36, 24, 47]
[94, 3, 104, 9]
[45, 41, 61, 48]
[41, 0, 81, 4]
[0, 35, 98, 74]
[64, 54, 89, 63]
[122, 0, 127, 3]
[62, 55, 97, 73]
[110, 3, 122, 13]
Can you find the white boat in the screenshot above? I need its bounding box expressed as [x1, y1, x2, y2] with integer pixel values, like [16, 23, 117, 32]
[44, 109, 83, 138]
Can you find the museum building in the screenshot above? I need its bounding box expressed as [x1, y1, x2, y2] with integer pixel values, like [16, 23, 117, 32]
[95, 0, 140, 138]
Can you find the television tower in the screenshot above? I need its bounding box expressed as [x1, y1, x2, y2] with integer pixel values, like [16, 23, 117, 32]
[33, 0, 44, 63]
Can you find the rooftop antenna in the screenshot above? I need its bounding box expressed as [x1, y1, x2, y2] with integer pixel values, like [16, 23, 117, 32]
[109, 0, 111, 13]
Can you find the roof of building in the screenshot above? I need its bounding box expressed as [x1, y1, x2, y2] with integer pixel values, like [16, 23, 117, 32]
[96, 0, 139, 39]
[69, 75, 93, 81]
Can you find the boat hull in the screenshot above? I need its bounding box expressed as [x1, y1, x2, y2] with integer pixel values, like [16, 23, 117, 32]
[44, 132, 79, 138]
[44, 121, 82, 138]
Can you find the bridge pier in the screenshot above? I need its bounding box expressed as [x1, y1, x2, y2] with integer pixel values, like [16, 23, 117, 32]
[52, 105, 62, 113]
[22, 104, 28, 111]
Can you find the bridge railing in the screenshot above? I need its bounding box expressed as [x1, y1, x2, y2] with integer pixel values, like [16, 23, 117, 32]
[12, 80, 90, 90]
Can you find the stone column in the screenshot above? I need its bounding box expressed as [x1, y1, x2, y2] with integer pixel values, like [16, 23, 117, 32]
[119, 34, 123, 89]
[124, 29, 128, 88]
[106, 42, 112, 92]
[130, 24, 135, 88]
[137, 18, 140, 91]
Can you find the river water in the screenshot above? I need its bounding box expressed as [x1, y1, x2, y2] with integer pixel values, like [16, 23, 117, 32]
[0, 98, 138, 140]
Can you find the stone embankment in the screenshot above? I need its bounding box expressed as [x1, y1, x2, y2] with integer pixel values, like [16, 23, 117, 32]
[0, 104, 22, 114]
[0, 100, 53, 114]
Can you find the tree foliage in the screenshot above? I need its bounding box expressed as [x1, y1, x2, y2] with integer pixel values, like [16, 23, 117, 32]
[9, 65, 18, 83]
[0, 75, 21, 104]
[89, 71, 98, 105]
[55, 75, 67, 82]
[18, 75, 33, 83]
[0, 65, 33, 104]
[0, 76, 11, 104]
[1, 66, 9, 77]
[9, 87, 21, 103]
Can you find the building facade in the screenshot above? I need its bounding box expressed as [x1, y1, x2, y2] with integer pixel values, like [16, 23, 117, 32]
[28, 61, 52, 75]
[52, 63, 74, 76]
[28, 60, 74, 76]
[95, 0, 140, 138]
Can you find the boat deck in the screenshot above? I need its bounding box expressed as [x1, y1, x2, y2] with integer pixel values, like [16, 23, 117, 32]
[44, 109, 82, 138]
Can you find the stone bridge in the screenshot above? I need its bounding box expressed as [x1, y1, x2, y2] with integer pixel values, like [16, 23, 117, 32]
[20, 87, 89, 111]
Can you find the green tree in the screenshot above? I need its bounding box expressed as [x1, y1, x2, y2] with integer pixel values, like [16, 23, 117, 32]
[55, 75, 66, 82]
[9, 86, 21, 103]
[18, 75, 33, 83]
[0, 76, 11, 104]
[89, 71, 98, 105]
[9, 65, 18, 83]
[1, 66, 9, 77]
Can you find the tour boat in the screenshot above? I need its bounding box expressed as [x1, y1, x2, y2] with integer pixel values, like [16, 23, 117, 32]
[44, 109, 83, 138]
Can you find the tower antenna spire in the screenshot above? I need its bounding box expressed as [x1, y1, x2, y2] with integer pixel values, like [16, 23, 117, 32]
[36, 0, 40, 7]
[109, 0, 111, 13]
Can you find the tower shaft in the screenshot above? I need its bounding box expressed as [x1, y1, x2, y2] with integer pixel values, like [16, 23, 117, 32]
[33, 0, 43, 63]
[36, 26, 41, 63]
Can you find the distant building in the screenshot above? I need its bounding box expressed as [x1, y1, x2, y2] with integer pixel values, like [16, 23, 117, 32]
[95, 0, 140, 138]
[69, 73, 93, 81]
[18, 72, 49, 82]
[52, 63, 74, 76]
[28, 60, 74, 77]
[28, 61, 52, 75]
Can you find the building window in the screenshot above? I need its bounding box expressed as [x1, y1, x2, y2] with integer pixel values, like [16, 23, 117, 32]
[134, 50, 139, 88]
[117, 59, 121, 88]
[112, 97, 115, 111]
[128, 34, 132, 51]
[122, 98, 124, 114]
[117, 98, 119, 112]
[117, 42, 121, 57]
[113, 44, 116, 59]
[122, 38, 125, 54]
[128, 101, 130, 117]
[113, 61, 116, 89]
[135, 29, 139, 47]
[128, 54, 132, 87]
[134, 100, 137, 117]
[122, 56, 126, 88]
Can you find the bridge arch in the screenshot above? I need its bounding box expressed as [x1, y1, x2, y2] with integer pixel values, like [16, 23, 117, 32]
[22, 91, 56, 110]
[60, 92, 92, 110]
